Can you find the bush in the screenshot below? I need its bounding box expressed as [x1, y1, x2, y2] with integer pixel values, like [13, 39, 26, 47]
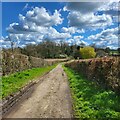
[65, 57, 120, 94]
[2, 51, 67, 75]
[80, 46, 96, 59]
[63, 66, 120, 119]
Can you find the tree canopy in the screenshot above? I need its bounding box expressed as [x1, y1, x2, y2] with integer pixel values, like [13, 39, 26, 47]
[80, 46, 96, 59]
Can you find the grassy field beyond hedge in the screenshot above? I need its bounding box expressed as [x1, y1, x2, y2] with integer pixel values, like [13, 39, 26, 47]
[2, 64, 57, 99]
[63, 65, 120, 119]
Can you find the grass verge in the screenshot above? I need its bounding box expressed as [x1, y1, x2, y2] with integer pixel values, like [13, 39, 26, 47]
[63, 65, 120, 119]
[2, 64, 57, 99]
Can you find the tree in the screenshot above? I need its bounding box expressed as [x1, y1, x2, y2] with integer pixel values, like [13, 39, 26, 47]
[105, 47, 110, 54]
[80, 46, 96, 59]
[118, 48, 120, 54]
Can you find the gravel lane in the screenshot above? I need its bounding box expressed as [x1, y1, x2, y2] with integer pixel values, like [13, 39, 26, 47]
[5, 64, 73, 118]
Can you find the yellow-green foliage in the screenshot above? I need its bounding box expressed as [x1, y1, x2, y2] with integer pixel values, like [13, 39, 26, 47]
[80, 46, 96, 59]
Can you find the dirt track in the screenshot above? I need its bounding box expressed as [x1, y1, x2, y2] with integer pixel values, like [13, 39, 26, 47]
[5, 64, 73, 118]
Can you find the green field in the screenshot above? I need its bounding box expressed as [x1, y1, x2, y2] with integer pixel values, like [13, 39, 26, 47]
[110, 50, 119, 55]
[2, 64, 57, 99]
[63, 65, 120, 119]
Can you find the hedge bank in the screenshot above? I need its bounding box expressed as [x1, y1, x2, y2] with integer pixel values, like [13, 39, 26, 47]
[2, 51, 67, 75]
[65, 57, 120, 94]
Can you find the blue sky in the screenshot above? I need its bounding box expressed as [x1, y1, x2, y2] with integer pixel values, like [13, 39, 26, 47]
[1, 1, 119, 49]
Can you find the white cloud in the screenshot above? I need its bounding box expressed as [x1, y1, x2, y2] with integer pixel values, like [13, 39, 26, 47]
[5, 6, 69, 48]
[4, 26, 72, 48]
[68, 11, 113, 29]
[6, 22, 37, 34]
[88, 27, 118, 48]
[4, 2, 119, 49]
[67, 38, 87, 46]
[98, 2, 119, 12]
[22, 3, 29, 11]
[73, 35, 87, 45]
[7, 7, 63, 34]
[65, 2, 116, 30]
[44, 27, 71, 40]
[73, 35, 84, 40]
[76, 29, 85, 33]
[98, 2, 119, 24]
[66, 35, 87, 46]
[88, 27, 118, 40]
[64, 2, 104, 13]
[20, 7, 63, 27]
[1, 36, 12, 48]
[61, 27, 85, 34]
[61, 27, 76, 34]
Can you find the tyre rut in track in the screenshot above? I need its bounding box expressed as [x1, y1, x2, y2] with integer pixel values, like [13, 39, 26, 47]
[5, 64, 73, 118]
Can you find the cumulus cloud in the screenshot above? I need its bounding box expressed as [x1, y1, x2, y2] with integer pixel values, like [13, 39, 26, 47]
[98, 2, 119, 23]
[6, 23, 37, 34]
[1, 36, 11, 48]
[25, 7, 61, 25]
[88, 27, 119, 49]
[4, 2, 119, 49]
[73, 35, 88, 45]
[4, 27, 72, 48]
[65, 2, 115, 30]
[66, 35, 86, 45]
[73, 35, 84, 40]
[21, 7, 63, 27]
[98, 2, 119, 13]
[5, 6, 71, 47]
[7, 7, 63, 33]
[67, 37, 87, 46]
[68, 12, 112, 29]
[1, 33, 37, 48]
[61, 27, 76, 34]
[61, 27, 85, 34]
[64, 2, 103, 13]
[43, 27, 71, 40]
[76, 29, 85, 33]
[64, 1, 119, 15]
[64, 2, 104, 13]
[88, 27, 118, 40]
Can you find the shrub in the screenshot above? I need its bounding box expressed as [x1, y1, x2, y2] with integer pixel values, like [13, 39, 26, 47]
[2, 51, 67, 75]
[80, 46, 96, 59]
[65, 57, 120, 94]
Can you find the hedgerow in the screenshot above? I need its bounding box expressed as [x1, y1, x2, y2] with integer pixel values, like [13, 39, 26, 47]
[63, 66, 120, 119]
[65, 57, 120, 94]
[2, 51, 67, 75]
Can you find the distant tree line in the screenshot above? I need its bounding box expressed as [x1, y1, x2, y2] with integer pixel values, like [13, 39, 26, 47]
[2, 40, 120, 59]
[3, 40, 83, 59]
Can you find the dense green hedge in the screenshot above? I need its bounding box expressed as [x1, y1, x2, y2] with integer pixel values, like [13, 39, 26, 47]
[65, 57, 120, 94]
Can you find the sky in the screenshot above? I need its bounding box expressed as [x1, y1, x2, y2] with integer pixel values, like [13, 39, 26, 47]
[1, 1, 120, 49]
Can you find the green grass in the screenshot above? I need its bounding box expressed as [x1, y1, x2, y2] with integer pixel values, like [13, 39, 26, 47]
[63, 65, 120, 119]
[2, 64, 57, 99]
[110, 50, 119, 55]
